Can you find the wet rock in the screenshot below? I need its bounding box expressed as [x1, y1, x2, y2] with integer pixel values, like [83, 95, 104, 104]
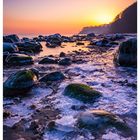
[4, 69, 38, 96]
[3, 110, 11, 118]
[95, 38, 109, 47]
[46, 42, 57, 48]
[87, 33, 96, 38]
[114, 38, 137, 67]
[4, 34, 20, 43]
[39, 71, 65, 82]
[46, 34, 62, 46]
[4, 53, 33, 66]
[3, 36, 14, 43]
[77, 110, 130, 132]
[3, 43, 19, 53]
[109, 34, 125, 41]
[21, 37, 31, 42]
[16, 41, 42, 53]
[59, 58, 72, 66]
[39, 57, 58, 64]
[59, 52, 66, 57]
[71, 105, 87, 110]
[47, 121, 56, 130]
[76, 42, 84, 45]
[64, 83, 101, 102]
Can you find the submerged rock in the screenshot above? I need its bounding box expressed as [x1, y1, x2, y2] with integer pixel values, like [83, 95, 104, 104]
[64, 83, 101, 102]
[77, 110, 131, 133]
[4, 69, 38, 96]
[5, 53, 33, 66]
[59, 58, 72, 66]
[59, 52, 66, 57]
[39, 71, 65, 82]
[3, 43, 19, 53]
[114, 38, 137, 67]
[39, 57, 58, 64]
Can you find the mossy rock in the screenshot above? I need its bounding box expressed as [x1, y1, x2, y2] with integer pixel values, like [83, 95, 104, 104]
[6, 53, 33, 65]
[4, 69, 38, 96]
[77, 110, 132, 134]
[64, 83, 101, 102]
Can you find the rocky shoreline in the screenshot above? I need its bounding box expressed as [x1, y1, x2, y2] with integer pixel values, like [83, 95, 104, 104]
[3, 33, 137, 140]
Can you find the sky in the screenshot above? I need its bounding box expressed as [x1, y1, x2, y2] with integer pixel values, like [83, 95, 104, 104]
[3, 0, 136, 35]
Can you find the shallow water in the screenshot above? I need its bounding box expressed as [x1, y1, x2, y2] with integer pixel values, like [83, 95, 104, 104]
[3, 34, 137, 140]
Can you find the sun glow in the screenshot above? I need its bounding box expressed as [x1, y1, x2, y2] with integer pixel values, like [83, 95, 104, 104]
[93, 12, 115, 25]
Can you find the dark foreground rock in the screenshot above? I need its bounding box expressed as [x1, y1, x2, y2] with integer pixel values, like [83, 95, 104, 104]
[39, 71, 65, 83]
[114, 38, 137, 67]
[64, 83, 101, 102]
[4, 69, 39, 96]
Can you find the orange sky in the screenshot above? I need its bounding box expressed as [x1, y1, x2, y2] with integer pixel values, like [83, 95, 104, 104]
[3, 0, 136, 35]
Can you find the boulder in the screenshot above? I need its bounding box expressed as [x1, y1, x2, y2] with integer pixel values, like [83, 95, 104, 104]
[114, 38, 137, 67]
[59, 52, 66, 57]
[5, 53, 33, 66]
[39, 57, 58, 64]
[39, 71, 65, 82]
[4, 69, 39, 96]
[16, 41, 42, 53]
[76, 42, 85, 45]
[77, 109, 131, 132]
[4, 34, 20, 43]
[3, 43, 19, 53]
[87, 33, 96, 38]
[58, 58, 72, 66]
[46, 34, 62, 46]
[64, 83, 101, 102]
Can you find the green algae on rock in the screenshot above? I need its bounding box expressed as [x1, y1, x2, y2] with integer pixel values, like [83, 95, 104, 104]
[4, 69, 39, 96]
[64, 83, 101, 102]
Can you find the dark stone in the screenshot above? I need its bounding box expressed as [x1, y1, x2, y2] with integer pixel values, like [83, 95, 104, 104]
[3, 43, 19, 53]
[39, 71, 65, 82]
[4, 34, 20, 43]
[58, 58, 72, 66]
[39, 57, 58, 64]
[76, 42, 85, 45]
[59, 52, 66, 57]
[16, 41, 42, 53]
[87, 33, 96, 38]
[114, 38, 137, 67]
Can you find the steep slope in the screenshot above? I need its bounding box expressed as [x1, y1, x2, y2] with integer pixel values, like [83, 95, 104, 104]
[79, 2, 137, 34]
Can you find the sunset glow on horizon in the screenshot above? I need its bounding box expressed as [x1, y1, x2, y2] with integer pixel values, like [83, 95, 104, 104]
[4, 0, 136, 35]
